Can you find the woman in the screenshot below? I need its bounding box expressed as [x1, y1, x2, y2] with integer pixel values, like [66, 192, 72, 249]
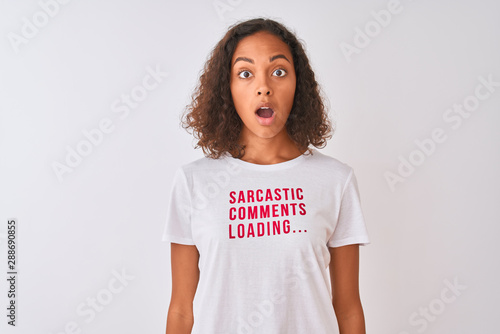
[163, 17, 370, 334]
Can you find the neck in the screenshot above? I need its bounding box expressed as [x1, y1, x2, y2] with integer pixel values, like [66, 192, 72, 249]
[238, 128, 306, 165]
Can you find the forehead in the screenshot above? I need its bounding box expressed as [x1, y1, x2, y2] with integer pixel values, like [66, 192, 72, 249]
[231, 31, 293, 62]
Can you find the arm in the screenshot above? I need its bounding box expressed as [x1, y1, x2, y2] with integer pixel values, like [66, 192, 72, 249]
[166, 243, 200, 334]
[329, 244, 366, 334]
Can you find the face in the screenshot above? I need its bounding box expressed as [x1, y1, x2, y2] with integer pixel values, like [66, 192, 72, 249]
[230, 31, 296, 143]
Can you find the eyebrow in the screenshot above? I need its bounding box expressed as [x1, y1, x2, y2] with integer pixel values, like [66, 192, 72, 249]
[233, 54, 291, 67]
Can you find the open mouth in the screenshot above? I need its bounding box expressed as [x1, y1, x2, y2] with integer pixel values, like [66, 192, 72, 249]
[256, 107, 274, 118]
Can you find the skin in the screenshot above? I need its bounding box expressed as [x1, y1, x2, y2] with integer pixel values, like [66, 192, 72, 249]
[166, 31, 366, 334]
[330, 244, 366, 333]
[166, 243, 199, 334]
[230, 31, 304, 164]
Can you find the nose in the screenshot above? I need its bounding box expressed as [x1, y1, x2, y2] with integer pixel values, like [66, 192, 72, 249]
[256, 77, 272, 96]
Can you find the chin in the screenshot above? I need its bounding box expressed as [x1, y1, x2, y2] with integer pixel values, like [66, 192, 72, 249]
[253, 128, 283, 139]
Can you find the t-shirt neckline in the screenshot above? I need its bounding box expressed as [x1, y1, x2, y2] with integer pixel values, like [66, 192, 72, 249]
[226, 149, 314, 171]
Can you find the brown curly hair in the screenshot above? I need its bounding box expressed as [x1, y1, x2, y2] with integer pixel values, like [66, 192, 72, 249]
[181, 17, 333, 159]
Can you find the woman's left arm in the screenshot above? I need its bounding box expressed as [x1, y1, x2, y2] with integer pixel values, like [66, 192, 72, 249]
[329, 244, 366, 334]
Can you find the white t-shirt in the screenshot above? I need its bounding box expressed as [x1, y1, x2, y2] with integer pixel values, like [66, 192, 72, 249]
[162, 148, 370, 334]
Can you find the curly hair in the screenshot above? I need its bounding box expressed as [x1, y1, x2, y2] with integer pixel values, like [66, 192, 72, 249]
[181, 17, 333, 159]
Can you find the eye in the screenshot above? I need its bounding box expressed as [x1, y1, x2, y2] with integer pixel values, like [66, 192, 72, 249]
[273, 68, 287, 77]
[237, 70, 252, 79]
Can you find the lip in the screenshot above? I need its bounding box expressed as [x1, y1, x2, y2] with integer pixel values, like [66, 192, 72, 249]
[256, 102, 275, 111]
[255, 102, 276, 126]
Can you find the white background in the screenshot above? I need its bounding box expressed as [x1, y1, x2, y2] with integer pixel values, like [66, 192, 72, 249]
[1, 0, 499, 333]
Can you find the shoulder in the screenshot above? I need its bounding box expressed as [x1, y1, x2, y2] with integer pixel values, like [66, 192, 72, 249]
[305, 148, 354, 179]
[178, 154, 234, 176]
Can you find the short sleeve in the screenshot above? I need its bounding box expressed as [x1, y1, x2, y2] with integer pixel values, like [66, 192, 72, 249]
[327, 168, 371, 248]
[161, 167, 195, 245]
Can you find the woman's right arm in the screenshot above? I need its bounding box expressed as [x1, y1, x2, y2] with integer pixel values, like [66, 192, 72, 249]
[166, 242, 200, 334]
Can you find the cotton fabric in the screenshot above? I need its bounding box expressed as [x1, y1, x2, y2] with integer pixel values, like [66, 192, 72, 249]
[162, 149, 370, 333]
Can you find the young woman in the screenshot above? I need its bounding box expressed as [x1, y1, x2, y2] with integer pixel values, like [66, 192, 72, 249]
[163, 17, 370, 334]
